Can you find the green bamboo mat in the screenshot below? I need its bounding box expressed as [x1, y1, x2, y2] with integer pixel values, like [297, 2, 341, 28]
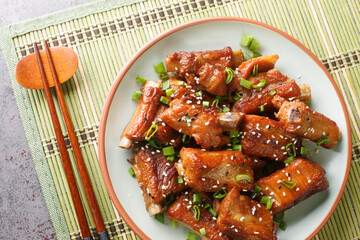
[0, 0, 359, 239]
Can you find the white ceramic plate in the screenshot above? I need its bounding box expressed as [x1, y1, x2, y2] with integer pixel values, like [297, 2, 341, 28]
[99, 17, 351, 240]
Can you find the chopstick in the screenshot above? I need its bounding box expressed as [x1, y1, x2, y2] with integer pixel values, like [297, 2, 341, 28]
[34, 42, 109, 240]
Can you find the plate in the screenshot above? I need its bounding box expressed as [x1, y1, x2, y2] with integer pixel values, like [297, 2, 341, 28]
[99, 17, 351, 240]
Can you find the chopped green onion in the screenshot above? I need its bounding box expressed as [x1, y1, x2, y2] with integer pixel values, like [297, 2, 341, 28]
[212, 98, 219, 108]
[269, 89, 277, 96]
[160, 96, 170, 105]
[162, 146, 175, 156]
[145, 124, 158, 141]
[149, 139, 162, 149]
[159, 72, 169, 80]
[286, 143, 296, 157]
[186, 232, 198, 240]
[213, 188, 227, 200]
[164, 194, 175, 205]
[259, 105, 265, 112]
[249, 39, 260, 52]
[284, 156, 294, 165]
[300, 146, 308, 155]
[279, 221, 287, 231]
[176, 81, 185, 85]
[260, 196, 274, 210]
[232, 92, 242, 101]
[281, 179, 296, 189]
[128, 167, 136, 177]
[155, 213, 165, 224]
[240, 78, 251, 89]
[131, 91, 142, 100]
[204, 203, 218, 217]
[193, 194, 202, 205]
[161, 80, 170, 90]
[165, 88, 174, 96]
[316, 136, 330, 146]
[232, 137, 240, 145]
[233, 144, 242, 151]
[236, 174, 251, 183]
[255, 185, 263, 192]
[252, 64, 259, 77]
[196, 90, 203, 97]
[230, 131, 239, 138]
[177, 176, 184, 184]
[167, 155, 175, 162]
[240, 34, 253, 47]
[243, 52, 251, 60]
[193, 205, 200, 221]
[154, 62, 166, 74]
[304, 101, 311, 107]
[251, 53, 262, 58]
[136, 76, 147, 84]
[222, 107, 230, 112]
[216, 95, 229, 101]
[203, 101, 210, 107]
[225, 67, 236, 84]
[171, 220, 178, 227]
[182, 134, 191, 144]
[252, 79, 267, 89]
[274, 212, 285, 223]
[200, 228, 206, 236]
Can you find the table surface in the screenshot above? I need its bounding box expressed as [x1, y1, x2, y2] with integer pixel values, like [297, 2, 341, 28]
[0, 1, 96, 239]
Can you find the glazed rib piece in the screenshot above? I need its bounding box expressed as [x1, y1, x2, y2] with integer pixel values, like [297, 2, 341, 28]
[132, 145, 184, 216]
[240, 115, 301, 161]
[161, 99, 230, 149]
[217, 187, 277, 240]
[119, 81, 163, 149]
[228, 55, 279, 94]
[166, 191, 231, 240]
[255, 158, 329, 215]
[165, 47, 243, 96]
[272, 96, 341, 149]
[218, 112, 245, 132]
[177, 148, 254, 192]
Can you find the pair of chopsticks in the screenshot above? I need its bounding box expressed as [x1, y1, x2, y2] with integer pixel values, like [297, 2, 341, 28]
[34, 41, 109, 240]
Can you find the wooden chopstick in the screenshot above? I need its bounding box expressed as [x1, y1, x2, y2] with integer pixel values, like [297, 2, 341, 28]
[34, 43, 92, 240]
[43, 41, 109, 240]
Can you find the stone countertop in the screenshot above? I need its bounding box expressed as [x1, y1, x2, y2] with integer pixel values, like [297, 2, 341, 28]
[0, 1, 97, 239]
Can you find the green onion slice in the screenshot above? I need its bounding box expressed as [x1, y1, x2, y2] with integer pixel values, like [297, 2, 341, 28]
[154, 62, 166, 74]
[176, 81, 185, 85]
[128, 167, 136, 177]
[240, 78, 252, 89]
[186, 232, 198, 240]
[162, 146, 175, 156]
[252, 79, 267, 89]
[160, 96, 170, 105]
[222, 107, 230, 112]
[281, 179, 296, 189]
[159, 71, 169, 80]
[274, 212, 285, 223]
[177, 176, 184, 184]
[252, 64, 259, 77]
[229, 131, 239, 138]
[240, 34, 254, 47]
[213, 188, 227, 200]
[279, 221, 287, 231]
[131, 91, 142, 100]
[167, 155, 175, 162]
[212, 99, 219, 108]
[136, 76, 147, 84]
[251, 53, 262, 58]
[196, 90, 202, 97]
[233, 144, 242, 152]
[200, 228, 206, 236]
[232, 137, 240, 145]
[249, 39, 260, 52]
[254, 185, 262, 192]
[232, 92, 242, 101]
[236, 174, 251, 183]
[161, 80, 170, 90]
[260, 196, 274, 210]
[171, 220, 178, 227]
[269, 89, 277, 96]
[203, 101, 210, 107]
[286, 143, 296, 157]
[316, 136, 330, 146]
[300, 146, 308, 155]
[145, 124, 158, 141]
[148, 139, 162, 149]
[193, 193, 202, 205]
[164, 193, 175, 205]
[193, 205, 200, 221]
[259, 105, 265, 112]
[165, 88, 174, 96]
[182, 134, 191, 144]
[155, 213, 165, 224]
[284, 156, 294, 165]
[204, 203, 218, 217]
[225, 67, 236, 84]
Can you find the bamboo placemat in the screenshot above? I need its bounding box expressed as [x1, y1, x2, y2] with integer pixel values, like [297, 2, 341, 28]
[0, 0, 359, 239]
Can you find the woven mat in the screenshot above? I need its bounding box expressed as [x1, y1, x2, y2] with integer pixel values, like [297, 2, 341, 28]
[1, 0, 359, 239]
